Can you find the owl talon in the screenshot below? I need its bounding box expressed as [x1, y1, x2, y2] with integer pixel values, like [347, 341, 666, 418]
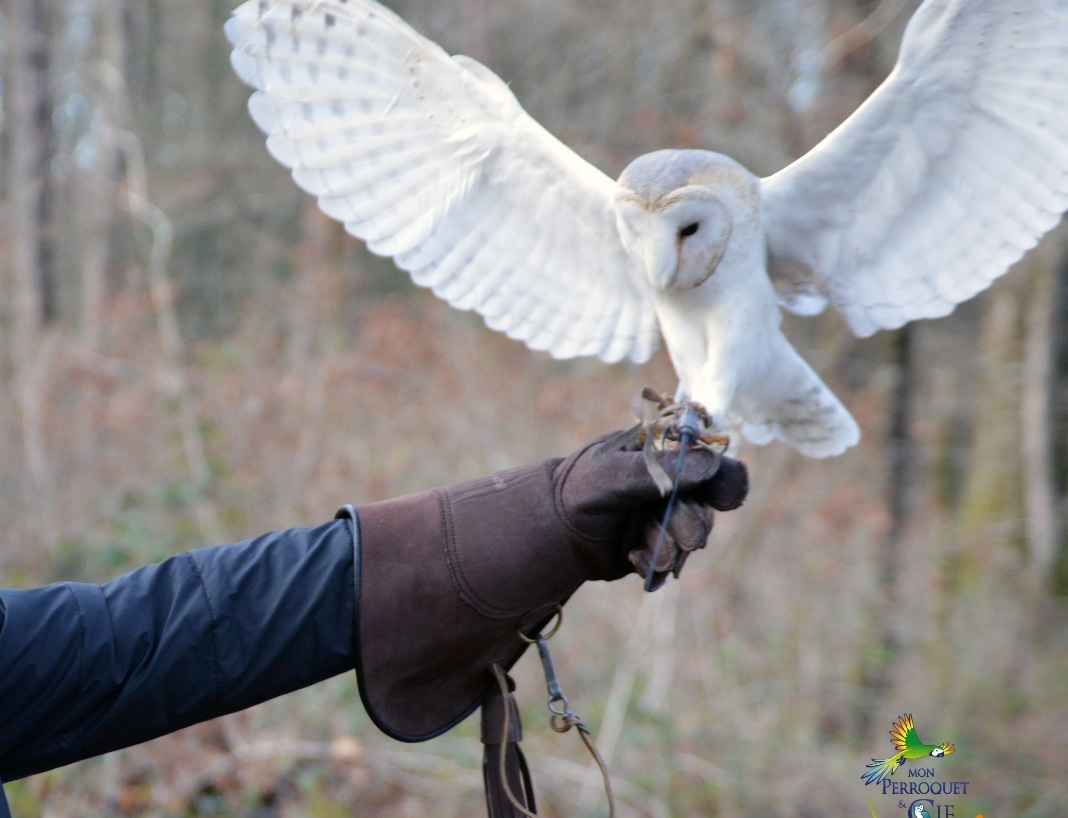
[698, 432, 731, 451]
[633, 389, 720, 451]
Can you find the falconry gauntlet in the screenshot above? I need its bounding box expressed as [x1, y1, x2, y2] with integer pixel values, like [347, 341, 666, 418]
[342, 432, 748, 741]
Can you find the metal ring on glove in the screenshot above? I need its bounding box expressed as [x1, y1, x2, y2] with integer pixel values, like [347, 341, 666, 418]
[517, 604, 563, 644]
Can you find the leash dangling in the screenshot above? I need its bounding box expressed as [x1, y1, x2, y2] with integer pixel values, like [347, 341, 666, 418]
[644, 404, 704, 592]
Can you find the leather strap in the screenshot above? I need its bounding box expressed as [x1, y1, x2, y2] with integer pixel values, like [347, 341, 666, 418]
[482, 667, 537, 817]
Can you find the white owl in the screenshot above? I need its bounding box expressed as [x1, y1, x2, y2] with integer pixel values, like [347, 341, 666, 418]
[226, 0, 1068, 457]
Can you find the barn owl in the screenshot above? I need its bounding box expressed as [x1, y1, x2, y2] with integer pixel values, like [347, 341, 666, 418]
[226, 0, 1068, 457]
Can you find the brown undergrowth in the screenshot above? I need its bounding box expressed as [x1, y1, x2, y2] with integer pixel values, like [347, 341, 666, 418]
[2, 269, 1066, 816]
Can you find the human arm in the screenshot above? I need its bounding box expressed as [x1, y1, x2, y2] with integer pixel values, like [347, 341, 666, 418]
[0, 433, 747, 779]
[0, 519, 355, 781]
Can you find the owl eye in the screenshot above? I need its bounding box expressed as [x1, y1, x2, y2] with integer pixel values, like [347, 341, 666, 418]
[679, 222, 700, 238]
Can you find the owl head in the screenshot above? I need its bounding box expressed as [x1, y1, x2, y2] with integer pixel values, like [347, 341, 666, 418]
[612, 150, 759, 292]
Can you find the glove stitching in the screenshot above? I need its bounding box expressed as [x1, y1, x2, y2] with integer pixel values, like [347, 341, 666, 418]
[552, 445, 616, 545]
[437, 488, 527, 620]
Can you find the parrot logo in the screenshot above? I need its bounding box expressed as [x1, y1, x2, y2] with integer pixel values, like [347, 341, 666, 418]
[861, 714, 954, 786]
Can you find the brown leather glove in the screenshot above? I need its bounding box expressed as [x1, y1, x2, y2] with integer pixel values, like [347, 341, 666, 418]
[341, 433, 747, 741]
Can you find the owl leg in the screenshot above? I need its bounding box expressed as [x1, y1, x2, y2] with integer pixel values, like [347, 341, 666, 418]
[633, 390, 729, 451]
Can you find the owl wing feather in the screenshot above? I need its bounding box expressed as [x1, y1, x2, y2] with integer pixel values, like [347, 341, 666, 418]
[761, 0, 1068, 337]
[226, 0, 658, 363]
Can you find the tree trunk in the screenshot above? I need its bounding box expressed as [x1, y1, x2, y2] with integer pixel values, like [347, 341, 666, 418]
[4, 0, 59, 548]
[79, 0, 129, 350]
[1021, 254, 1059, 594]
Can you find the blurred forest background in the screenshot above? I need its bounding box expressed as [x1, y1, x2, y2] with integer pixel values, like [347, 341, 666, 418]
[2, 0, 1068, 815]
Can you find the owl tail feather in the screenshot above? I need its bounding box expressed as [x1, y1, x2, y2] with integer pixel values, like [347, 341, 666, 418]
[734, 333, 860, 458]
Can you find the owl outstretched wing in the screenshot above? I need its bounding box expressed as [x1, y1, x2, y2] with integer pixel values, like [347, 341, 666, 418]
[761, 0, 1068, 337]
[226, 0, 658, 363]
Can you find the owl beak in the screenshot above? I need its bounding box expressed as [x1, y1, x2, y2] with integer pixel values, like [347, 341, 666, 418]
[644, 227, 681, 290]
[648, 255, 679, 290]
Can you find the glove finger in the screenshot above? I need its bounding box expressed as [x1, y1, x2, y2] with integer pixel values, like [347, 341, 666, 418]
[664, 498, 714, 553]
[629, 538, 698, 589]
[667, 446, 725, 493]
[572, 430, 731, 501]
[627, 555, 670, 593]
[628, 520, 676, 591]
[688, 456, 748, 511]
[585, 446, 724, 505]
[644, 447, 725, 494]
[557, 447, 670, 516]
[631, 498, 715, 585]
[671, 547, 692, 579]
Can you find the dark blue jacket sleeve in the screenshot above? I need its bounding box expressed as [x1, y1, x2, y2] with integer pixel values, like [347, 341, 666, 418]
[0, 514, 356, 784]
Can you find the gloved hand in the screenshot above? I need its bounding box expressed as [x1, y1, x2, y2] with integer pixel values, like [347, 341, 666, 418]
[342, 431, 747, 741]
[553, 433, 747, 587]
